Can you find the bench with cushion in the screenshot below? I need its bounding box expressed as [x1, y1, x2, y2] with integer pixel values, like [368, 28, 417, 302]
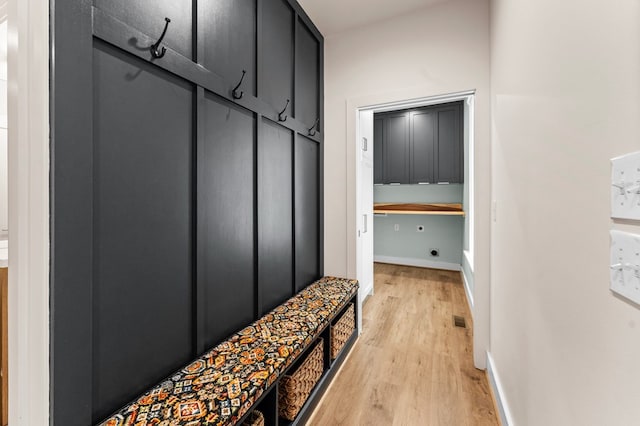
[99, 276, 359, 426]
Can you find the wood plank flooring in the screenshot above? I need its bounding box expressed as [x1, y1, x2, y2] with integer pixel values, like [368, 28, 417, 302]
[307, 263, 498, 426]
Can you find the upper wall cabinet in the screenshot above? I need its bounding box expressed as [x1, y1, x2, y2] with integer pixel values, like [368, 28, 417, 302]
[435, 104, 463, 184]
[94, 0, 193, 60]
[383, 113, 410, 184]
[200, 0, 257, 97]
[295, 19, 320, 128]
[374, 101, 463, 185]
[261, 0, 294, 113]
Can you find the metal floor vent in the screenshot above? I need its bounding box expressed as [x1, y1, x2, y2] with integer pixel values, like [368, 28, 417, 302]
[453, 315, 467, 328]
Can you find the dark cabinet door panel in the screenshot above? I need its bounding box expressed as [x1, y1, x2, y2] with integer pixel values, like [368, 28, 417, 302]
[92, 42, 194, 422]
[374, 118, 383, 184]
[260, 0, 294, 110]
[200, 92, 256, 349]
[295, 20, 319, 126]
[411, 111, 436, 184]
[94, 0, 193, 60]
[436, 105, 462, 183]
[294, 136, 320, 292]
[200, 0, 256, 96]
[258, 119, 293, 314]
[383, 114, 409, 184]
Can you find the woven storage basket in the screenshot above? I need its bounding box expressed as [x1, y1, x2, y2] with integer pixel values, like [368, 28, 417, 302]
[241, 410, 264, 426]
[331, 303, 355, 360]
[278, 338, 324, 421]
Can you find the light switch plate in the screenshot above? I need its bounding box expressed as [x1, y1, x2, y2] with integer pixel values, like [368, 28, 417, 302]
[611, 151, 640, 220]
[610, 230, 640, 306]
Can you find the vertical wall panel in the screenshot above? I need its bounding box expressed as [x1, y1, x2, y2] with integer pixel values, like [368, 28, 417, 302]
[294, 136, 320, 292]
[92, 42, 194, 422]
[200, 0, 256, 96]
[260, 0, 294, 111]
[200, 93, 256, 349]
[258, 119, 293, 314]
[94, 0, 193, 60]
[295, 20, 319, 126]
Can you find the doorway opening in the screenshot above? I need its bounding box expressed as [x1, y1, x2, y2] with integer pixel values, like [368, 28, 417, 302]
[354, 90, 482, 367]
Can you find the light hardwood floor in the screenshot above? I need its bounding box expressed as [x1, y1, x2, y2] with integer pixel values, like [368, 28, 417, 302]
[308, 263, 498, 426]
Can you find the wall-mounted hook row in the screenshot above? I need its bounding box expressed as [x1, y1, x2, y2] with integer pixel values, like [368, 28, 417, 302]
[232, 70, 246, 100]
[308, 118, 320, 136]
[150, 17, 171, 59]
[278, 99, 290, 122]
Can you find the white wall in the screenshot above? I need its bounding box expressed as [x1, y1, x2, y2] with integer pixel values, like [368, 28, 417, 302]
[490, 0, 640, 424]
[324, 0, 491, 365]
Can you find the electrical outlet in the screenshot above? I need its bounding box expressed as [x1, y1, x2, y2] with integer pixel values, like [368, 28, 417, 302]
[610, 230, 640, 305]
[417, 225, 424, 232]
[394, 224, 399, 231]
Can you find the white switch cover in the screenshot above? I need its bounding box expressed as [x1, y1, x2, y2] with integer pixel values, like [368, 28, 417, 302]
[610, 230, 640, 305]
[611, 151, 640, 220]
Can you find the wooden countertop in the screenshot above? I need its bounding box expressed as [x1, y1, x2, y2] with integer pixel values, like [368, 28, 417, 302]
[374, 203, 465, 216]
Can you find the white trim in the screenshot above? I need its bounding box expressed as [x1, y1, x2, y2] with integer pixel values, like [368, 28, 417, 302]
[360, 278, 373, 300]
[374, 255, 461, 272]
[7, 0, 50, 424]
[461, 267, 474, 310]
[487, 353, 514, 426]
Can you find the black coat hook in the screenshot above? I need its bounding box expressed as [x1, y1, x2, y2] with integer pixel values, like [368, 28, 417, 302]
[278, 99, 290, 122]
[308, 118, 320, 136]
[232, 70, 247, 100]
[150, 17, 171, 59]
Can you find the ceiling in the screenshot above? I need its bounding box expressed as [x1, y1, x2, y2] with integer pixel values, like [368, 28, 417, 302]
[298, 0, 451, 36]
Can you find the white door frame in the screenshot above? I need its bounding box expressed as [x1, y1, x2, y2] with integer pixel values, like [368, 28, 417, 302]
[7, 0, 50, 424]
[351, 89, 489, 368]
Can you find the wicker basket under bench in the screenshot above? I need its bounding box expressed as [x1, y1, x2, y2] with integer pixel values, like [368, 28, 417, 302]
[278, 338, 325, 421]
[331, 303, 356, 360]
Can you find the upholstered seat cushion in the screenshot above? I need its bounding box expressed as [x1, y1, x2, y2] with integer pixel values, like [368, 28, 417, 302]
[99, 276, 358, 426]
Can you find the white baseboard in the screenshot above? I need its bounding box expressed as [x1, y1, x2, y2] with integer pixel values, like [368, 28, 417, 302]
[374, 255, 461, 271]
[461, 267, 474, 310]
[487, 353, 514, 426]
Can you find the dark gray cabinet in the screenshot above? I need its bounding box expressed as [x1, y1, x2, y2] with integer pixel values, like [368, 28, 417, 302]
[383, 113, 410, 184]
[435, 104, 463, 183]
[52, 0, 324, 423]
[374, 101, 463, 185]
[411, 110, 436, 184]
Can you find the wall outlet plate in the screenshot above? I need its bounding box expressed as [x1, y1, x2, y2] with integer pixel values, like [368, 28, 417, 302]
[610, 230, 640, 306]
[611, 151, 640, 220]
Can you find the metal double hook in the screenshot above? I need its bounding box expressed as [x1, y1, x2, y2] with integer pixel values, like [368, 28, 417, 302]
[150, 18, 171, 59]
[278, 99, 290, 122]
[308, 118, 320, 136]
[232, 70, 247, 100]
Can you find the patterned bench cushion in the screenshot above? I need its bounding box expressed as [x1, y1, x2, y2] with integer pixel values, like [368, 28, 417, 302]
[99, 276, 358, 426]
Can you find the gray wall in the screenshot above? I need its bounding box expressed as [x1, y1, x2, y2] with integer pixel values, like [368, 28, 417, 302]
[374, 184, 463, 266]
